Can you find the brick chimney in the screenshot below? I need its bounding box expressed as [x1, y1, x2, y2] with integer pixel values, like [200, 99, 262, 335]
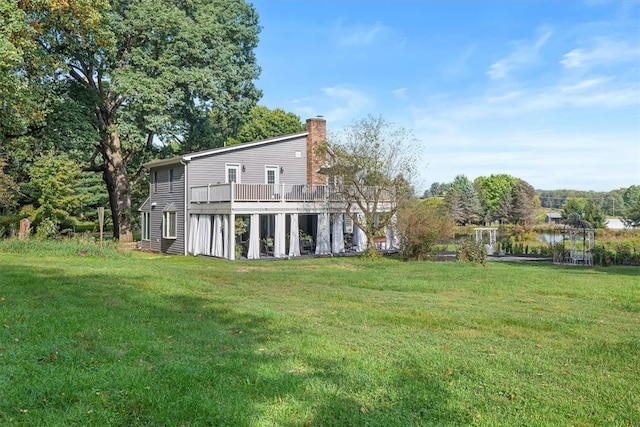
[306, 116, 327, 185]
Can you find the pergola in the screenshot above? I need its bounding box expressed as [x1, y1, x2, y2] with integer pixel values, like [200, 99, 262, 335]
[474, 227, 497, 255]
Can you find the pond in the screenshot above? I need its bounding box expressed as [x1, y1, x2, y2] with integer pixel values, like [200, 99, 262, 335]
[537, 233, 566, 244]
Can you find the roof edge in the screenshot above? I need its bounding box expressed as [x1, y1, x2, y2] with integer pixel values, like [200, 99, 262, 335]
[143, 131, 309, 169]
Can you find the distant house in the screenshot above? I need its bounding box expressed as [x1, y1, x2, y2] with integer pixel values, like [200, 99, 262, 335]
[545, 212, 562, 224]
[139, 117, 398, 259]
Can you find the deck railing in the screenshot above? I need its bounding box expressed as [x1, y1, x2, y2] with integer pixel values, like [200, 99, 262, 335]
[190, 183, 393, 204]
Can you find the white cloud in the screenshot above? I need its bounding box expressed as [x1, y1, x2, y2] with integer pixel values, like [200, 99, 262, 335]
[336, 22, 386, 47]
[561, 38, 640, 69]
[321, 86, 373, 122]
[392, 87, 408, 100]
[487, 28, 553, 80]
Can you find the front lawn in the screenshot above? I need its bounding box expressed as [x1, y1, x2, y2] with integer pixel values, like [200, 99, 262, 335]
[0, 241, 638, 426]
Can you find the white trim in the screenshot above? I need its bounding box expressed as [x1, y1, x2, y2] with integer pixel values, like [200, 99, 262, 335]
[265, 165, 279, 185]
[225, 163, 241, 183]
[163, 211, 177, 239]
[141, 212, 150, 240]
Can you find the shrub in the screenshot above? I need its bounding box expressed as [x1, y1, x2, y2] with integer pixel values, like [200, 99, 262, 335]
[396, 199, 453, 260]
[456, 237, 487, 265]
[34, 218, 59, 240]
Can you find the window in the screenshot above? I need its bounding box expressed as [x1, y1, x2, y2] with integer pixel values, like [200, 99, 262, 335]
[153, 171, 158, 193]
[141, 212, 150, 240]
[163, 211, 177, 239]
[265, 165, 279, 185]
[169, 168, 174, 192]
[225, 164, 241, 183]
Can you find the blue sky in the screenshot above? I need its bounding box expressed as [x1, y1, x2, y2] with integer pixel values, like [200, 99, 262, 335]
[250, 0, 640, 192]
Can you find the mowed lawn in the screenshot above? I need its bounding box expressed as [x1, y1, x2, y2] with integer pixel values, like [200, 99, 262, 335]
[0, 243, 638, 426]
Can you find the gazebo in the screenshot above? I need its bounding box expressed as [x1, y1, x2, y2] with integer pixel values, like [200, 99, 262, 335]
[567, 227, 595, 265]
[561, 213, 595, 265]
[474, 227, 497, 255]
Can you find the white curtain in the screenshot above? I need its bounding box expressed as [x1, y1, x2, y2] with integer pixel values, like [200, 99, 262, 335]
[212, 215, 224, 257]
[386, 213, 399, 250]
[288, 214, 300, 257]
[223, 215, 230, 259]
[354, 213, 367, 252]
[332, 213, 345, 254]
[188, 214, 199, 255]
[196, 215, 212, 256]
[315, 212, 331, 255]
[274, 213, 286, 258]
[247, 214, 260, 259]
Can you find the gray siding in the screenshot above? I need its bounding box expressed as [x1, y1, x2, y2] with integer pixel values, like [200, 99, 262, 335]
[147, 164, 185, 255]
[188, 136, 308, 189]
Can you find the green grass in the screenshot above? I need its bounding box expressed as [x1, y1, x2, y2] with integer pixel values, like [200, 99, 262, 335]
[1, 241, 639, 426]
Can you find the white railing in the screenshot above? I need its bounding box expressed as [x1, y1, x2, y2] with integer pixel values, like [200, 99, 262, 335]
[189, 183, 393, 204]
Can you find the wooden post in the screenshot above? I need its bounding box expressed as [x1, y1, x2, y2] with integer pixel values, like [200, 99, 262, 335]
[98, 207, 105, 246]
[18, 219, 30, 240]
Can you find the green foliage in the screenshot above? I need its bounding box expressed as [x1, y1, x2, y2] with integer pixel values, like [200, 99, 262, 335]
[562, 198, 605, 228]
[623, 198, 640, 228]
[456, 237, 487, 265]
[34, 218, 59, 240]
[445, 175, 481, 225]
[0, 156, 20, 212]
[397, 198, 453, 260]
[474, 174, 518, 222]
[538, 188, 626, 216]
[226, 106, 306, 145]
[28, 152, 81, 227]
[6, 0, 262, 239]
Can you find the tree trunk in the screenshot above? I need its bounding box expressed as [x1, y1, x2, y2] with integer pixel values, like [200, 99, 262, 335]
[101, 129, 133, 242]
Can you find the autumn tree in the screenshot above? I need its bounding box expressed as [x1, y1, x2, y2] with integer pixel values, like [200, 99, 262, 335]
[510, 179, 537, 225]
[321, 115, 417, 257]
[10, 0, 262, 241]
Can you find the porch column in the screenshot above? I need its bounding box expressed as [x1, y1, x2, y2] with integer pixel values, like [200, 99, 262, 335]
[332, 213, 345, 254]
[228, 213, 235, 260]
[223, 215, 230, 259]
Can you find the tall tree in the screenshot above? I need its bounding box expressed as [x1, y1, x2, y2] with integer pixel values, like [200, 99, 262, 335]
[474, 174, 518, 223]
[226, 106, 306, 145]
[13, 0, 262, 241]
[622, 199, 640, 228]
[320, 115, 417, 256]
[445, 175, 481, 225]
[562, 197, 605, 228]
[510, 179, 536, 226]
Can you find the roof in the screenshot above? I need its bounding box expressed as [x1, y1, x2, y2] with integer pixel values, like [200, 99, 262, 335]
[546, 212, 562, 219]
[143, 131, 309, 169]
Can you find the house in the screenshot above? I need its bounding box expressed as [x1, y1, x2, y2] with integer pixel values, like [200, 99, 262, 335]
[139, 117, 398, 259]
[545, 212, 562, 224]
